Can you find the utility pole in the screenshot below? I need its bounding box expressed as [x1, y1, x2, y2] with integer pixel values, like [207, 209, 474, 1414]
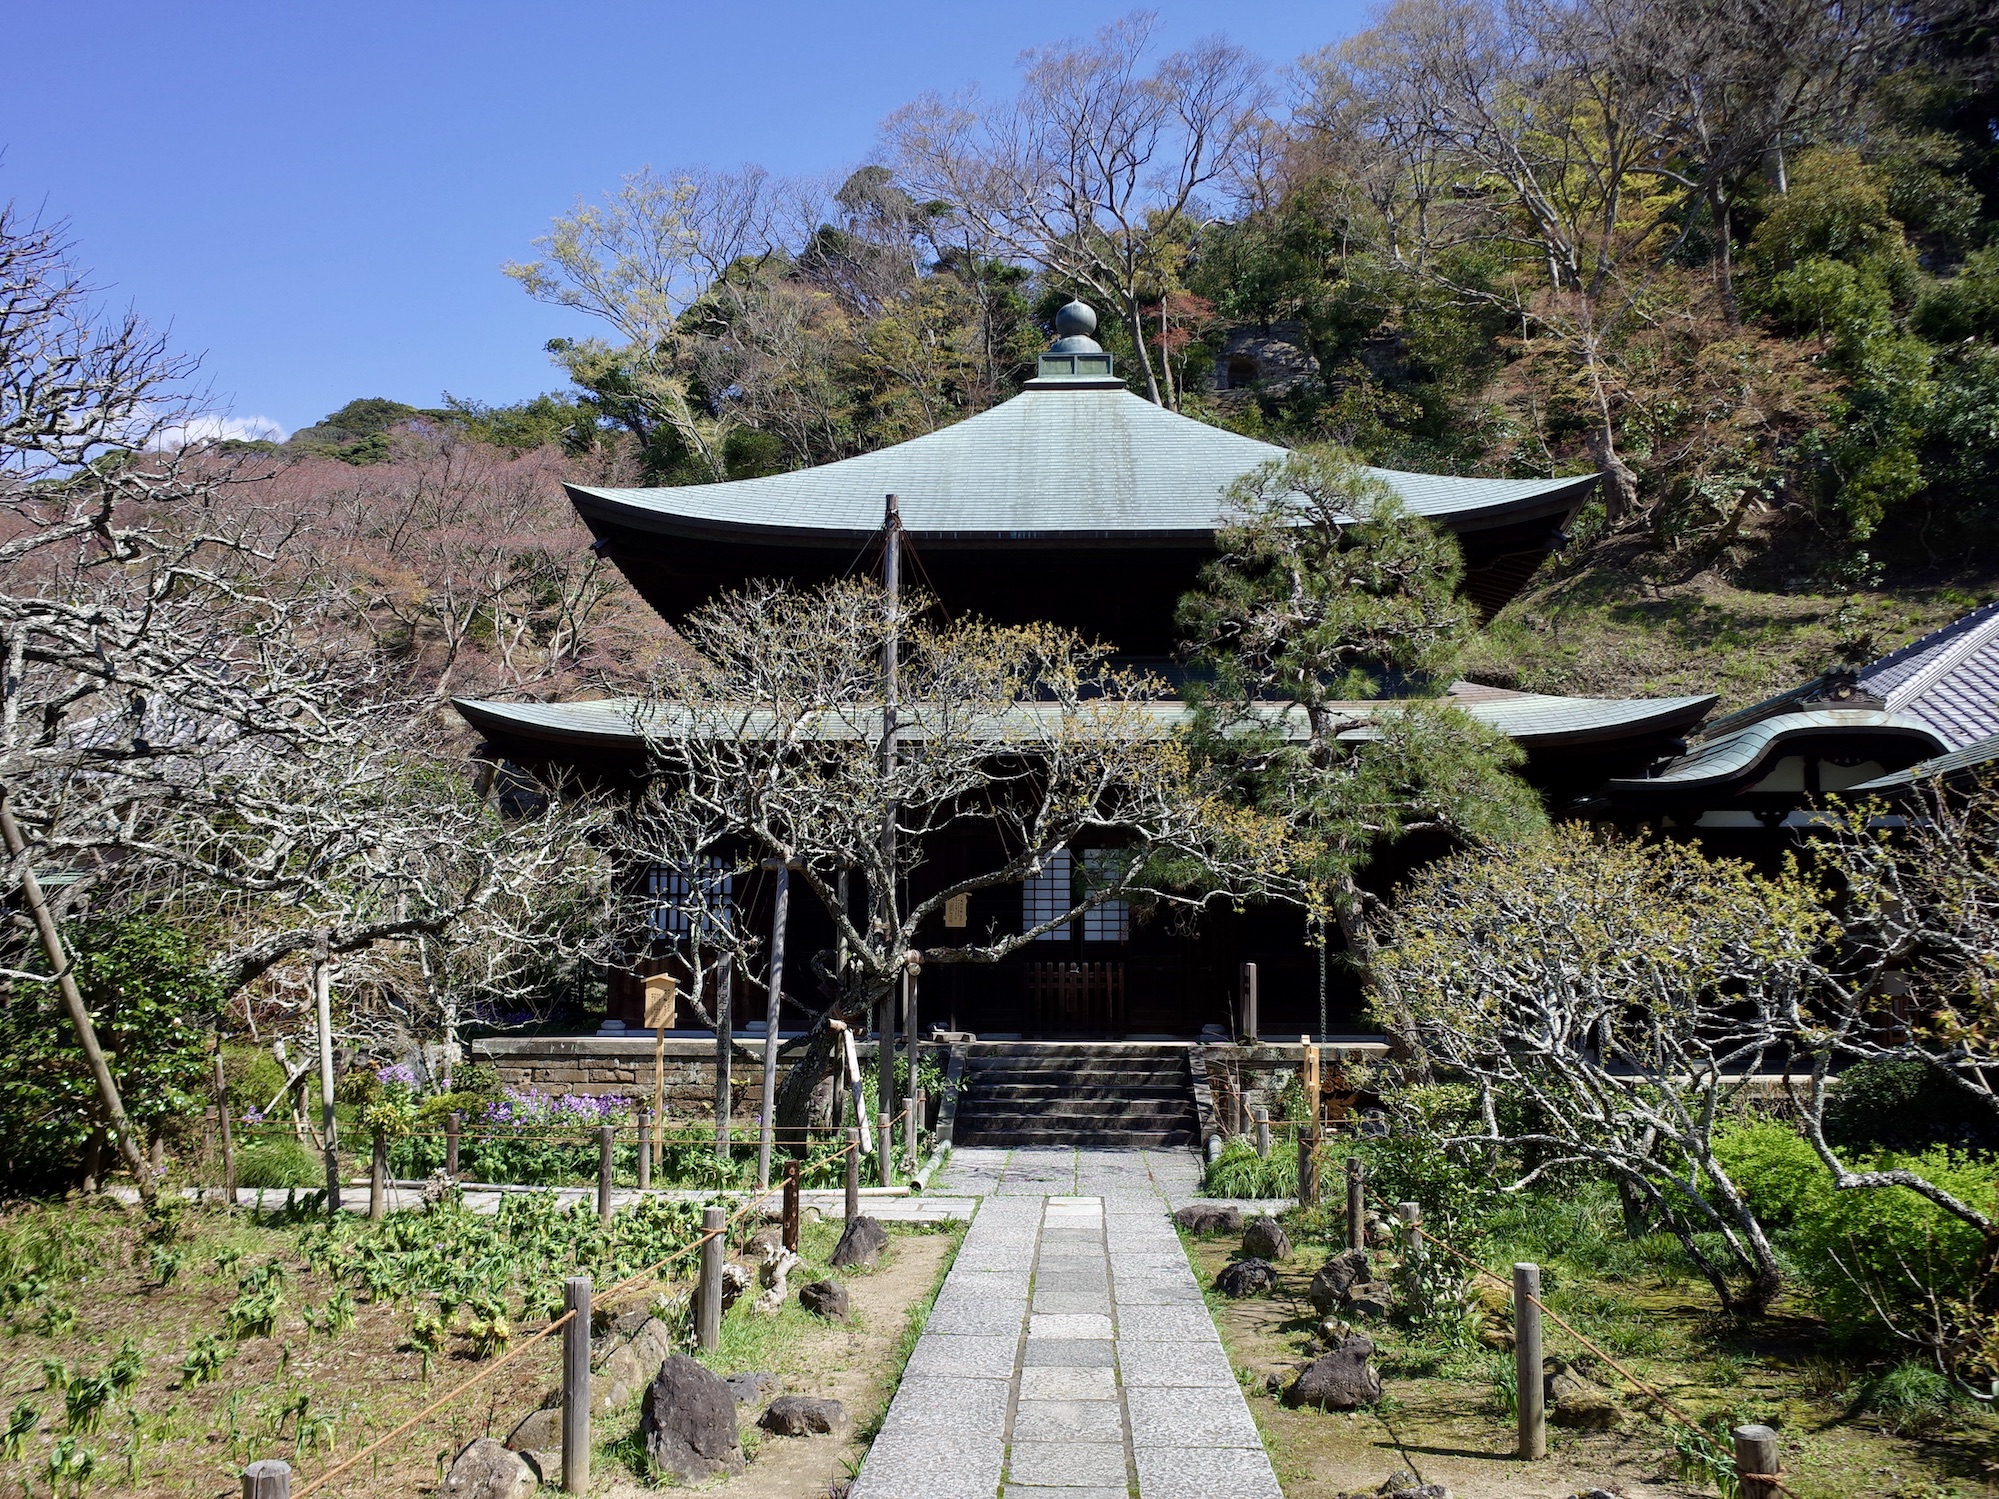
[877, 494, 901, 1139]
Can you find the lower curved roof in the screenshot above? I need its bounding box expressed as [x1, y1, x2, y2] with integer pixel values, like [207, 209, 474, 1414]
[454, 687, 1714, 761]
[569, 387, 1599, 547]
[1605, 709, 1946, 795]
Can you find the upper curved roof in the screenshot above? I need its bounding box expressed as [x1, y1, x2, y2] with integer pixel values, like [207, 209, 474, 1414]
[569, 386, 1599, 546]
[1605, 709, 1945, 794]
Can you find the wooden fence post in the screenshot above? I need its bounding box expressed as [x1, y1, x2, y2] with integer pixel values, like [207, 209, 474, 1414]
[637, 1111, 653, 1193]
[597, 1124, 614, 1226]
[1397, 1201, 1423, 1313]
[1346, 1157, 1366, 1251]
[905, 1085, 922, 1164]
[1297, 1126, 1319, 1207]
[696, 1207, 725, 1351]
[214, 1052, 236, 1208]
[1514, 1262, 1545, 1460]
[1253, 1106, 1270, 1159]
[445, 1110, 460, 1178]
[1733, 1423, 1780, 1499]
[562, 1275, 592, 1494]
[877, 1110, 894, 1188]
[368, 1126, 386, 1222]
[782, 1158, 801, 1252]
[844, 1127, 861, 1226]
[241, 1458, 291, 1497]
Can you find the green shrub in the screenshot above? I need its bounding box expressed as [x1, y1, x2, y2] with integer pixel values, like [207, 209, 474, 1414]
[1716, 1118, 1999, 1345]
[222, 1045, 288, 1120]
[1856, 1359, 1963, 1434]
[1201, 1138, 1298, 1198]
[1824, 1059, 1999, 1154]
[236, 1139, 323, 1189]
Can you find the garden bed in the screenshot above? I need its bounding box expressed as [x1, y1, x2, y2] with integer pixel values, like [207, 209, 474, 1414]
[1181, 1200, 1999, 1499]
[0, 1193, 958, 1497]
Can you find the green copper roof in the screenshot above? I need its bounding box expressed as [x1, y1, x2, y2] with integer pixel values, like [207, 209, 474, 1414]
[569, 387, 1599, 545]
[454, 686, 1711, 756]
[1605, 708, 1946, 793]
[1847, 730, 1999, 792]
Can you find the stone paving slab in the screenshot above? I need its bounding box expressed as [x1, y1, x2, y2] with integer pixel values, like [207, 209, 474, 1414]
[853, 1150, 1281, 1499]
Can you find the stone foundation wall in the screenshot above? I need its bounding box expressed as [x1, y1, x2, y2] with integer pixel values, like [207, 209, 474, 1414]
[468, 1035, 885, 1123]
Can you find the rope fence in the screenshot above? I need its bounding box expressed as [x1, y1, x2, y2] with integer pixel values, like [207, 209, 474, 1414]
[238, 1120, 899, 1497]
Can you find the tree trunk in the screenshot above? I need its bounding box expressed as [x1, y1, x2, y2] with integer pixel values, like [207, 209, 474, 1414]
[0, 792, 155, 1203]
[1589, 423, 1639, 524]
[1123, 292, 1164, 404]
[1708, 184, 1739, 327]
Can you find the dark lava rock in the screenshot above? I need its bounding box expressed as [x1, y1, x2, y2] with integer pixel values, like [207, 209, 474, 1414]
[1173, 1204, 1243, 1235]
[1242, 1215, 1293, 1261]
[438, 1437, 535, 1499]
[723, 1370, 778, 1407]
[831, 1215, 890, 1269]
[799, 1278, 850, 1320]
[1307, 1248, 1371, 1315]
[1285, 1334, 1382, 1411]
[641, 1355, 744, 1482]
[1215, 1257, 1281, 1298]
[759, 1395, 849, 1436]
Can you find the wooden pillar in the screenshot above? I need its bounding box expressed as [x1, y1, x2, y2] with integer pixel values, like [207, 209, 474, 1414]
[241, 1460, 291, 1498]
[597, 1124, 615, 1226]
[637, 1112, 653, 1192]
[1514, 1262, 1545, 1460]
[1239, 962, 1258, 1042]
[445, 1110, 461, 1177]
[1733, 1424, 1780, 1499]
[214, 1051, 236, 1207]
[844, 1127, 861, 1226]
[562, 1276, 592, 1493]
[1346, 1157, 1366, 1251]
[1253, 1106, 1270, 1159]
[877, 1111, 894, 1188]
[782, 1159, 801, 1251]
[696, 1207, 725, 1350]
[1297, 1126, 1319, 1207]
[758, 861, 791, 1192]
[368, 1127, 386, 1221]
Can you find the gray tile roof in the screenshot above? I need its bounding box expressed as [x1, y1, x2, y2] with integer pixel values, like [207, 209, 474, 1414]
[569, 387, 1599, 543]
[454, 688, 1711, 754]
[1859, 598, 1999, 750]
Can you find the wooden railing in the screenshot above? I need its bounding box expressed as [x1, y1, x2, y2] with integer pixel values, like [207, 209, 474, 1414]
[1025, 961, 1126, 1038]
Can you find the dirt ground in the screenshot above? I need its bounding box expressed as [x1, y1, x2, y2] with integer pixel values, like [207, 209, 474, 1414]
[600, 1219, 958, 1498]
[1184, 1234, 1998, 1499]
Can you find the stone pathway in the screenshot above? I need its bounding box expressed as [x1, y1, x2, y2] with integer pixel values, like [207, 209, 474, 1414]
[854, 1150, 1281, 1499]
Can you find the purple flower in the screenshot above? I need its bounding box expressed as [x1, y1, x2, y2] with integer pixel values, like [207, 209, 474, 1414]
[376, 1062, 418, 1088]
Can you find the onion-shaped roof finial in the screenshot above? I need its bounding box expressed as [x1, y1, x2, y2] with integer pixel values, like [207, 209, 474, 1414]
[1049, 298, 1103, 355]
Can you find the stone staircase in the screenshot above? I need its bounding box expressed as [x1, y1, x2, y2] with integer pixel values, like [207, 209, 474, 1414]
[951, 1042, 1199, 1149]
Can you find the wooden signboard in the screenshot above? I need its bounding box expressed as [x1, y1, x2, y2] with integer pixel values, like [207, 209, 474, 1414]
[643, 974, 679, 1030]
[944, 893, 969, 928]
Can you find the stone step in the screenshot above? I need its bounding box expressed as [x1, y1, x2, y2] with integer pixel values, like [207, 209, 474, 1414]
[956, 1100, 1194, 1124]
[963, 1072, 1186, 1092]
[953, 1124, 1197, 1148]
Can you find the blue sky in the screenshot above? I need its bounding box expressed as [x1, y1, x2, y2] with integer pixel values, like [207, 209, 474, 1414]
[2, 2, 1367, 439]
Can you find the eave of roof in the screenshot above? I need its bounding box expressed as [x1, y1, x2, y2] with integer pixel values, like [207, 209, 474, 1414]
[1846, 729, 1999, 792]
[1605, 709, 1947, 793]
[567, 387, 1599, 548]
[453, 688, 1713, 757]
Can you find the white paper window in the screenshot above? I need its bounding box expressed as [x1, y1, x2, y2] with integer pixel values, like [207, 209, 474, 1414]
[1023, 848, 1073, 941]
[648, 857, 733, 939]
[1080, 849, 1130, 943]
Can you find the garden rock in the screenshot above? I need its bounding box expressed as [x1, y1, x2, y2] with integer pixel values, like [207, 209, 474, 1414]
[759, 1395, 849, 1436]
[1285, 1334, 1382, 1411]
[831, 1215, 889, 1268]
[503, 1406, 560, 1454]
[745, 1224, 785, 1260]
[719, 1261, 753, 1310]
[1173, 1204, 1242, 1235]
[598, 1315, 675, 1393]
[641, 1355, 744, 1482]
[1242, 1216, 1292, 1261]
[439, 1437, 535, 1499]
[1366, 1217, 1398, 1250]
[724, 1370, 779, 1406]
[799, 1278, 850, 1319]
[1545, 1360, 1618, 1430]
[1343, 1281, 1396, 1320]
[1308, 1249, 1371, 1315]
[1215, 1258, 1280, 1298]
